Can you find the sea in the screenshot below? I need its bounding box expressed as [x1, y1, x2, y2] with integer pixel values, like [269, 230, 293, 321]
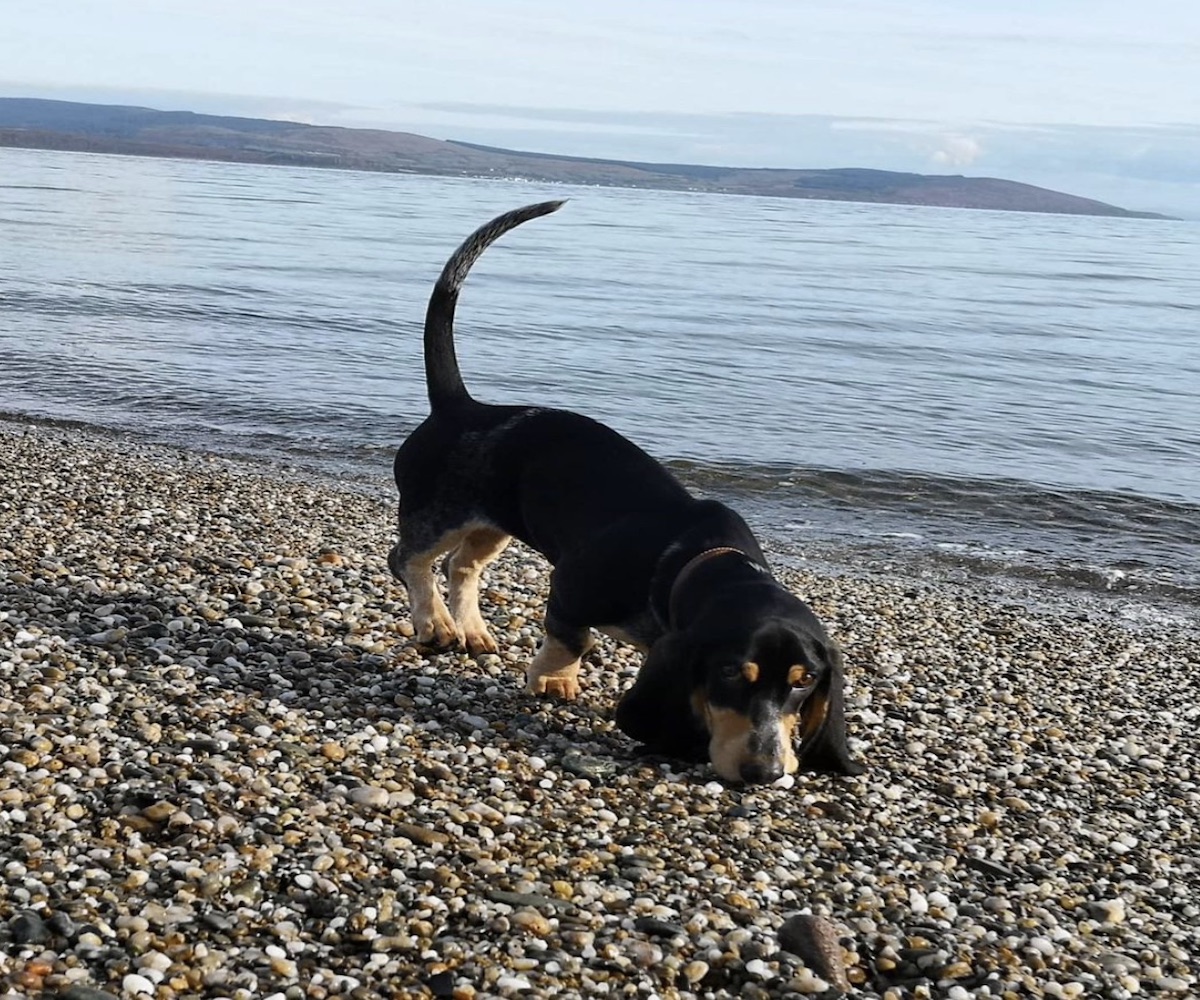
[2, 147, 1198, 627]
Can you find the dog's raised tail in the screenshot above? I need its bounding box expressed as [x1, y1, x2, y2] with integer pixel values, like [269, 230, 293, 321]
[424, 199, 566, 413]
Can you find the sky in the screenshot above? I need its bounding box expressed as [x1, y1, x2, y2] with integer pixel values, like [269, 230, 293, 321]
[3, 0, 1199, 215]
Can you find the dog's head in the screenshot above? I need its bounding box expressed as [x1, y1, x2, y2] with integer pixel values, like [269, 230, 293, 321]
[691, 619, 862, 783]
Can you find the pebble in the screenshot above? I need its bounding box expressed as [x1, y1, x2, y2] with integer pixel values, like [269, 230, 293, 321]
[778, 914, 850, 991]
[9, 909, 50, 943]
[121, 974, 156, 997]
[1088, 897, 1128, 924]
[1, 425, 1198, 1000]
[511, 909, 552, 937]
[348, 784, 390, 808]
[633, 916, 686, 938]
[59, 989, 120, 1000]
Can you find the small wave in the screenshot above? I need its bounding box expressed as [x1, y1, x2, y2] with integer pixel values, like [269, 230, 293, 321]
[0, 183, 81, 193]
[671, 458, 1200, 549]
[670, 459, 1200, 607]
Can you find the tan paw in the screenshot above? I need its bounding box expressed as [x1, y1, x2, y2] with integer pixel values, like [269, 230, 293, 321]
[416, 610, 463, 649]
[526, 673, 581, 701]
[463, 627, 499, 657]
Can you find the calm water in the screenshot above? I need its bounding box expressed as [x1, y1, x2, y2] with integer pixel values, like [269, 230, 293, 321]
[2, 147, 1198, 614]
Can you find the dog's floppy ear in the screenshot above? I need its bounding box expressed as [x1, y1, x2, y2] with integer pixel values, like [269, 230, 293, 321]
[796, 641, 863, 775]
[615, 633, 708, 761]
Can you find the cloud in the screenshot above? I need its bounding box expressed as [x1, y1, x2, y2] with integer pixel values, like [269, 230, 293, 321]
[931, 136, 983, 168]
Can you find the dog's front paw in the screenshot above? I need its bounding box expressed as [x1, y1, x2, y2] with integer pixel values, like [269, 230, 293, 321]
[463, 626, 500, 657]
[416, 609, 464, 650]
[526, 673, 581, 701]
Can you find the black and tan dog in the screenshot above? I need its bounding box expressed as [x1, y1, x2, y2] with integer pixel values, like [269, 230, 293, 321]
[389, 201, 861, 783]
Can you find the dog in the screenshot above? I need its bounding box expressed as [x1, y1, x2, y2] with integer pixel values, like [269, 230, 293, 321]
[388, 201, 861, 783]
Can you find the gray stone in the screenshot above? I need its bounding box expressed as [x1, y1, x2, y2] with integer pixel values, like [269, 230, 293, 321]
[10, 909, 50, 944]
[777, 914, 850, 992]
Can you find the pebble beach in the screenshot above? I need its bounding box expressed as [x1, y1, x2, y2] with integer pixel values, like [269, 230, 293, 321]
[1, 422, 1197, 1000]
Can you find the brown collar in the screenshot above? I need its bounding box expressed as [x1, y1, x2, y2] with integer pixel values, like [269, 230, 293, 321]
[667, 546, 748, 627]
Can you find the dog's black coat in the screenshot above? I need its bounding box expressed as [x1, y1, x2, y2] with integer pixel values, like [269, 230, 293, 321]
[390, 201, 861, 782]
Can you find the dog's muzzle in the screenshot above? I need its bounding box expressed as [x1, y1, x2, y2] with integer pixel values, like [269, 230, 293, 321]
[739, 758, 786, 784]
[741, 726, 787, 784]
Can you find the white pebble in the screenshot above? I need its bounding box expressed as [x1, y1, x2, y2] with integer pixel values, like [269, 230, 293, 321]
[1089, 898, 1127, 924]
[349, 785, 389, 808]
[1029, 936, 1055, 956]
[122, 973, 156, 996]
[745, 958, 773, 979]
[136, 951, 171, 972]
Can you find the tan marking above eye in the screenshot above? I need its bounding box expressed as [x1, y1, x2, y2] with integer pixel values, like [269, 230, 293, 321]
[787, 664, 810, 687]
[742, 661, 760, 684]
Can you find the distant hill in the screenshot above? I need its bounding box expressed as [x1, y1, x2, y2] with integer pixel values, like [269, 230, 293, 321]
[0, 97, 1168, 219]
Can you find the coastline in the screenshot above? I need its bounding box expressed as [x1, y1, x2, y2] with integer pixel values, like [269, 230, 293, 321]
[0, 108, 1171, 219]
[2, 422, 1197, 998]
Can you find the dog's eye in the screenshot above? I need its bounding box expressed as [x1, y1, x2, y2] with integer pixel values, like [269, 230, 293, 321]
[788, 664, 815, 689]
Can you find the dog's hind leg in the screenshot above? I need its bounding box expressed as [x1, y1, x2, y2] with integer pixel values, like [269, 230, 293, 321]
[389, 520, 475, 649]
[396, 549, 460, 648]
[446, 526, 510, 656]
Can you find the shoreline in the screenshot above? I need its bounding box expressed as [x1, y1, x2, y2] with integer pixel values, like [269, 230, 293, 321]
[5, 410, 1196, 637]
[2, 422, 1197, 998]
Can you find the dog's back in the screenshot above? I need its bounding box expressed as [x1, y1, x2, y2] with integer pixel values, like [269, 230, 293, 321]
[396, 197, 696, 563]
[398, 404, 693, 564]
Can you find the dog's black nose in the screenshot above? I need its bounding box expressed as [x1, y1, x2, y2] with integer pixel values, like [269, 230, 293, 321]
[740, 760, 785, 784]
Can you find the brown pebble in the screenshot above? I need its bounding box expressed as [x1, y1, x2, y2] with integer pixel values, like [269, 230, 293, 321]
[141, 801, 175, 822]
[395, 822, 449, 846]
[777, 914, 851, 992]
[321, 742, 348, 762]
[511, 908, 551, 937]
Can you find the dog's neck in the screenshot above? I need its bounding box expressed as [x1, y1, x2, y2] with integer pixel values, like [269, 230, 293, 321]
[667, 546, 753, 627]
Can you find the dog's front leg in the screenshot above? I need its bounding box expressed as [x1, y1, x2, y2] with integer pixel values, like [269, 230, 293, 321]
[526, 636, 583, 700]
[525, 608, 588, 701]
